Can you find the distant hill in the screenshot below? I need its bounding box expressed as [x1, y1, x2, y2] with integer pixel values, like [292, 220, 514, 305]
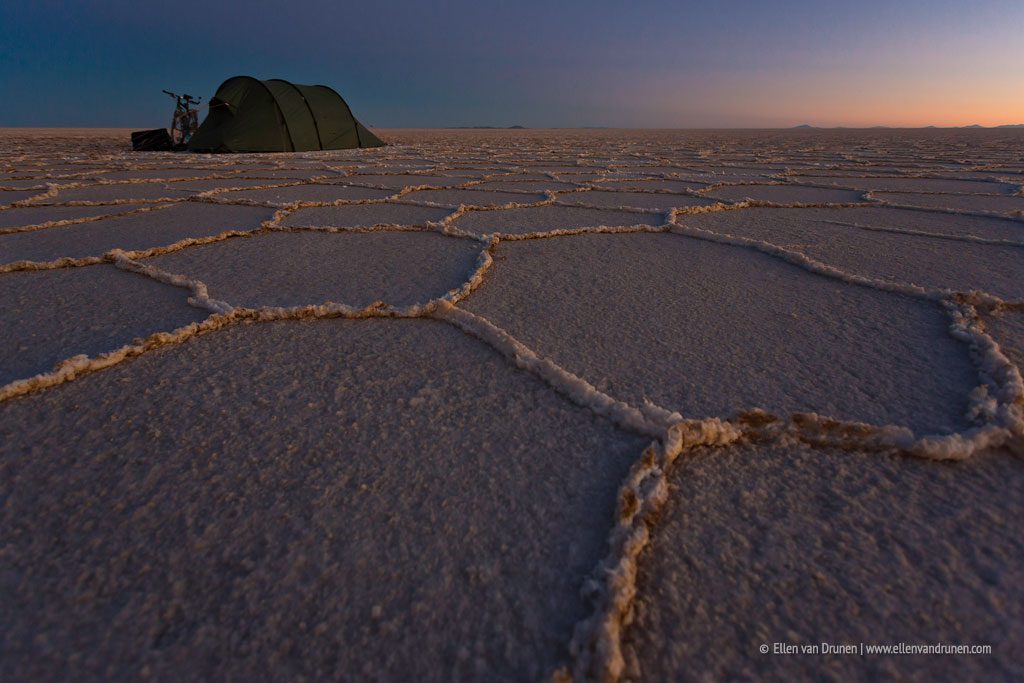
[448, 125, 528, 130]
[996, 124, 1024, 128]
[792, 124, 814, 129]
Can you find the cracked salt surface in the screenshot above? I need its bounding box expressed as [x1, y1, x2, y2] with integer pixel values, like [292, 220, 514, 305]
[1, 127, 1022, 682]
[869, 191, 1024, 217]
[0, 189, 44, 206]
[0, 178, 50, 189]
[790, 205, 1024, 242]
[453, 205, 663, 236]
[799, 176, 1021, 195]
[0, 265, 206, 384]
[219, 183, 394, 206]
[403, 188, 549, 207]
[160, 178, 289, 193]
[681, 208, 1024, 300]
[463, 232, 977, 434]
[84, 168, 237, 181]
[0, 203, 275, 266]
[145, 231, 484, 309]
[594, 178, 708, 192]
[0, 319, 647, 682]
[220, 167, 325, 179]
[985, 309, 1024, 373]
[621, 443, 1024, 683]
[336, 174, 466, 189]
[0, 203, 151, 230]
[473, 179, 582, 192]
[32, 183, 200, 204]
[704, 184, 866, 204]
[283, 202, 451, 229]
[557, 190, 717, 211]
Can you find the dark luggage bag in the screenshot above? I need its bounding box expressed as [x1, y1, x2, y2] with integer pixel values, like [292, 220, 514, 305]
[131, 128, 173, 151]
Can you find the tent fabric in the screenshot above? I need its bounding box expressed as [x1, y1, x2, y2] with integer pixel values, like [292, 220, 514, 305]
[187, 76, 384, 153]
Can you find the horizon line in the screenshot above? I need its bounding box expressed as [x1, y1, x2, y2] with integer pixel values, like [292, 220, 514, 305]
[3, 124, 1024, 131]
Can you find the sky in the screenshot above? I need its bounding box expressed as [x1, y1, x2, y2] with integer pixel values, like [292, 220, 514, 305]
[1, 0, 1023, 128]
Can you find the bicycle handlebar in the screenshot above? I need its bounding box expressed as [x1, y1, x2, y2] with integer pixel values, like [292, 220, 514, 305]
[163, 90, 201, 106]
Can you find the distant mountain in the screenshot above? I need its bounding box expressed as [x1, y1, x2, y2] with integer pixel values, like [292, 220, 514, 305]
[964, 124, 984, 128]
[447, 125, 529, 130]
[996, 124, 1024, 128]
[792, 124, 814, 128]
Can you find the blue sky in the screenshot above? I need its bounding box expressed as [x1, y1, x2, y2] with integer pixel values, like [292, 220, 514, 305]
[2, 0, 1022, 127]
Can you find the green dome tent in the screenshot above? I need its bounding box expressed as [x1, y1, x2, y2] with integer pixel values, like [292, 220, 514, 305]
[187, 76, 384, 152]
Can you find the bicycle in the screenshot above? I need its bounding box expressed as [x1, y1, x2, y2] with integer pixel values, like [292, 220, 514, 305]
[162, 90, 202, 147]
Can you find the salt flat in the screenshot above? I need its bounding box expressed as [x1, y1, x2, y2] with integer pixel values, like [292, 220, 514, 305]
[1, 128, 1022, 682]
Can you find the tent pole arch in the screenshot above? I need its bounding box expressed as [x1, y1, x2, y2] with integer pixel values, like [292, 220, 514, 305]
[236, 76, 295, 152]
[257, 79, 297, 152]
[269, 78, 324, 151]
[317, 84, 364, 147]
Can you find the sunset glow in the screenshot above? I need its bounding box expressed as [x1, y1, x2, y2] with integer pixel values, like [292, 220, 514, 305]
[2, 0, 1022, 127]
